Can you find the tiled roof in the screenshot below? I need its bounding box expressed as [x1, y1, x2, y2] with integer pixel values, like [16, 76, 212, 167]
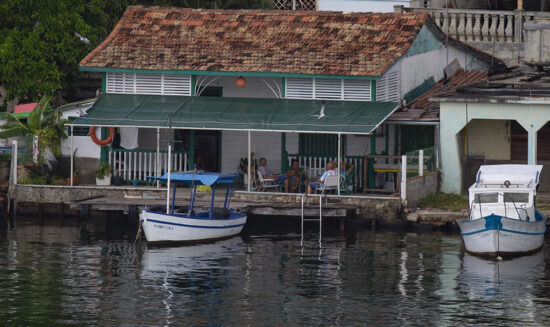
[80, 6, 431, 77]
[390, 69, 488, 121]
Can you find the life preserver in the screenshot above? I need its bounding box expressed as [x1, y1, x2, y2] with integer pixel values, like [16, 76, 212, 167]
[90, 126, 114, 146]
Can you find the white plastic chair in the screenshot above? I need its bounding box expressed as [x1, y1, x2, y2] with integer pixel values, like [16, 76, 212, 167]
[257, 170, 280, 192]
[315, 174, 339, 195]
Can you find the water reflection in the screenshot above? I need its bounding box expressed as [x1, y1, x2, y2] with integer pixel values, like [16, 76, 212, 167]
[2, 223, 550, 326]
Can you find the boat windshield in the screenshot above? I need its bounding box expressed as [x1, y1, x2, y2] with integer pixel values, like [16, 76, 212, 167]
[473, 193, 498, 204]
[503, 192, 529, 204]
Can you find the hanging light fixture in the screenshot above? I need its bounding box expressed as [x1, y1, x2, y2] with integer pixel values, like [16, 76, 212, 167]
[235, 76, 246, 88]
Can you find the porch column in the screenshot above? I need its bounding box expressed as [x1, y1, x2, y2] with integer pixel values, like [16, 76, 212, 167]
[70, 126, 74, 187]
[156, 128, 160, 188]
[281, 133, 287, 173]
[337, 133, 341, 196]
[440, 103, 468, 194]
[368, 130, 376, 189]
[516, 119, 545, 165]
[247, 131, 251, 192]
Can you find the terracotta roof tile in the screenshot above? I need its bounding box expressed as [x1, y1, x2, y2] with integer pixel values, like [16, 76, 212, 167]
[80, 6, 430, 77]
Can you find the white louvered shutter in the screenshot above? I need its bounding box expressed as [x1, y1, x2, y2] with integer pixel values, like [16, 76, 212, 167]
[315, 78, 342, 100]
[106, 73, 191, 96]
[376, 71, 401, 102]
[135, 73, 162, 95]
[343, 80, 371, 101]
[163, 75, 191, 96]
[285, 78, 314, 99]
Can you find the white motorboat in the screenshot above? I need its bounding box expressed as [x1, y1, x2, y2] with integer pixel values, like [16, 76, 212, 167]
[140, 172, 247, 244]
[458, 165, 546, 257]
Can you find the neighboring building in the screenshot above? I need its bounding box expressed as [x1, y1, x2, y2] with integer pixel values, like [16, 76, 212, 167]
[434, 67, 550, 193]
[70, 6, 497, 188]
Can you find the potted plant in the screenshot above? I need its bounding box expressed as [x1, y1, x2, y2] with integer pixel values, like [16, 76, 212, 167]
[238, 154, 257, 185]
[95, 162, 112, 186]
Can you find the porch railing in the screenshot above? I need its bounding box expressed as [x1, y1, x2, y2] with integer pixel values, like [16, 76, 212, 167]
[107, 148, 189, 181]
[286, 154, 364, 190]
[396, 6, 550, 44]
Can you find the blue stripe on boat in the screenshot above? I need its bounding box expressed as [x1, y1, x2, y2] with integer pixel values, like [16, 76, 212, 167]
[460, 214, 546, 236]
[146, 218, 245, 229]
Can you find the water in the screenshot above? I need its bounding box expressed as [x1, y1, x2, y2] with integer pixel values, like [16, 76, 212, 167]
[1, 218, 550, 326]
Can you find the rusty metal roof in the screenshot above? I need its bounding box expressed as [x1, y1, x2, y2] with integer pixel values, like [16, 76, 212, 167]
[390, 69, 488, 122]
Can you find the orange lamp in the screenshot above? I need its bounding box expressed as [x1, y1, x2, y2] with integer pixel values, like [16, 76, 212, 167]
[235, 76, 246, 88]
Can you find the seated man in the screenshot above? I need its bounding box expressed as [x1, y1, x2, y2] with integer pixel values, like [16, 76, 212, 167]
[284, 159, 306, 193]
[338, 160, 355, 178]
[258, 158, 285, 184]
[307, 161, 338, 194]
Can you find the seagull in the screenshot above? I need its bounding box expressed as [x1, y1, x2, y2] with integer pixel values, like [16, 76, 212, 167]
[74, 32, 90, 45]
[313, 101, 326, 119]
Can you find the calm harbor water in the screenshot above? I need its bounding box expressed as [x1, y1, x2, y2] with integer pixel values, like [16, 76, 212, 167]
[1, 217, 550, 326]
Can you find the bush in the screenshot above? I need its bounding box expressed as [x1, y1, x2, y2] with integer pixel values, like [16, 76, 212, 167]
[94, 162, 112, 179]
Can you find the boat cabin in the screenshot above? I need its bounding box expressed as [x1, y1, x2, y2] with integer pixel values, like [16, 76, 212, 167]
[468, 165, 543, 221]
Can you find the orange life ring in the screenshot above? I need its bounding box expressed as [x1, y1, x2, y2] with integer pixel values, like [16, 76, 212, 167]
[90, 126, 114, 146]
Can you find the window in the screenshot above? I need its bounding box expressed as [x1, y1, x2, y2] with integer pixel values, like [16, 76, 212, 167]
[67, 117, 90, 136]
[286, 78, 371, 101]
[473, 193, 499, 204]
[503, 193, 529, 203]
[299, 134, 345, 156]
[106, 73, 191, 96]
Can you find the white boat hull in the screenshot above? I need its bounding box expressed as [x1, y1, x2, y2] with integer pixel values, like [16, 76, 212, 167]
[458, 214, 546, 256]
[140, 210, 247, 244]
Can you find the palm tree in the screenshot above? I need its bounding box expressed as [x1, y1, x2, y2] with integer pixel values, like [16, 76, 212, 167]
[0, 95, 67, 164]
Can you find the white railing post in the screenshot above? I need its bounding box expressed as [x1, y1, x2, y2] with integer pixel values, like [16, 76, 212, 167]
[70, 126, 74, 186]
[12, 140, 18, 185]
[166, 145, 171, 214]
[401, 155, 407, 204]
[419, 150, 424, 177]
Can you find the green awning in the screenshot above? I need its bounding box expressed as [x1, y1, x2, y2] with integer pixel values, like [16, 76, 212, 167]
[68, 94, 399, 135]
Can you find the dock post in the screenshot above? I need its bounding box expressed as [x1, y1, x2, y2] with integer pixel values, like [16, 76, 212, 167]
[319, 196, 322, 244]
[70, 126, 74, 186]
[401, 155, 407, 205]
[419, 149, 424, 176]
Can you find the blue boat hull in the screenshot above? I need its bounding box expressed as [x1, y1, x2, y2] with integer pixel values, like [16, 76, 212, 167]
[458, 213, 546, 256]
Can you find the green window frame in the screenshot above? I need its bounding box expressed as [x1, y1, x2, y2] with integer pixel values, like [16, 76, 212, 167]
[298, 133, 345, 156]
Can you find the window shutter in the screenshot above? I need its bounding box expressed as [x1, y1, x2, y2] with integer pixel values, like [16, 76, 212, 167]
[343, 80, 371, 101]
[376, 71, 400, 102]
[163, 75, 191, 96]
[286, 78, 314, 99]
[135, 73, 162, 95]
[106, 73, 192, 96]
[315, 78, 342, 100]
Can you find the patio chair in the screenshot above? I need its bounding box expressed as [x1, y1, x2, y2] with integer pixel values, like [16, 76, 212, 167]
[257, 170, 280, 192]
[314, 174, 340, 196]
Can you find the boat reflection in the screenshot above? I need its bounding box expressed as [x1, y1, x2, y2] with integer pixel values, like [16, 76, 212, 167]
[140, 236, 246, 275]
[459, 250, 545, 299]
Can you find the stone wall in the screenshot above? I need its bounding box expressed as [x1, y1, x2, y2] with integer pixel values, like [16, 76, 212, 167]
[406, 171, 439, 207]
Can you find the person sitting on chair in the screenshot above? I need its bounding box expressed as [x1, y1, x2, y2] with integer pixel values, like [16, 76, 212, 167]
[284, 159, 306, 193]
[338, 160, 355, 177]
[258, 158, 285, 184]
[307, 161, 337, 194]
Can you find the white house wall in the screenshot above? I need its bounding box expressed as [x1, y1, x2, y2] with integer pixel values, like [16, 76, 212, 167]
[198, 76, 282, 98]
[465, 119, 511, 160]
[61, 136, 101, 159]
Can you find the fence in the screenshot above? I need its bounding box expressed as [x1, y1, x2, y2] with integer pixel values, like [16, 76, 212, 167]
[107, 148, 189, 181]
[286, 154, 364, 191]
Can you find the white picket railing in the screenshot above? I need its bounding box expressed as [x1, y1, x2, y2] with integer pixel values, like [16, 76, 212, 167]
[107, 149, 188, 181]
[286, 155, 363, 190]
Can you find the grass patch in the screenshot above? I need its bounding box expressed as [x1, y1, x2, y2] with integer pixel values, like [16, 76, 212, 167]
[418, 192, 468, 211]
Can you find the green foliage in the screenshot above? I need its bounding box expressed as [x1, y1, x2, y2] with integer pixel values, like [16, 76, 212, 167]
[418, 192, 468, 212]
[95, 162, 112, 179]
[0, 95, 67, 162]
[0, 0, 273, 102]
[19, 175, 48, 185]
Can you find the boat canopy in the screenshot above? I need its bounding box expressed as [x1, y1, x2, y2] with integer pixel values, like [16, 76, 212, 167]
[472, 164, 543, 189]
[150, 172, 239, 186]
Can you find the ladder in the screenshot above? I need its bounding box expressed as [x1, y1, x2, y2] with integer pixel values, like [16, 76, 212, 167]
[301, 194, 323, 246]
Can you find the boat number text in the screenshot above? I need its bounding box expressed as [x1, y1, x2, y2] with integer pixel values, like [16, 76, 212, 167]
[153, 224, 174, 231]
